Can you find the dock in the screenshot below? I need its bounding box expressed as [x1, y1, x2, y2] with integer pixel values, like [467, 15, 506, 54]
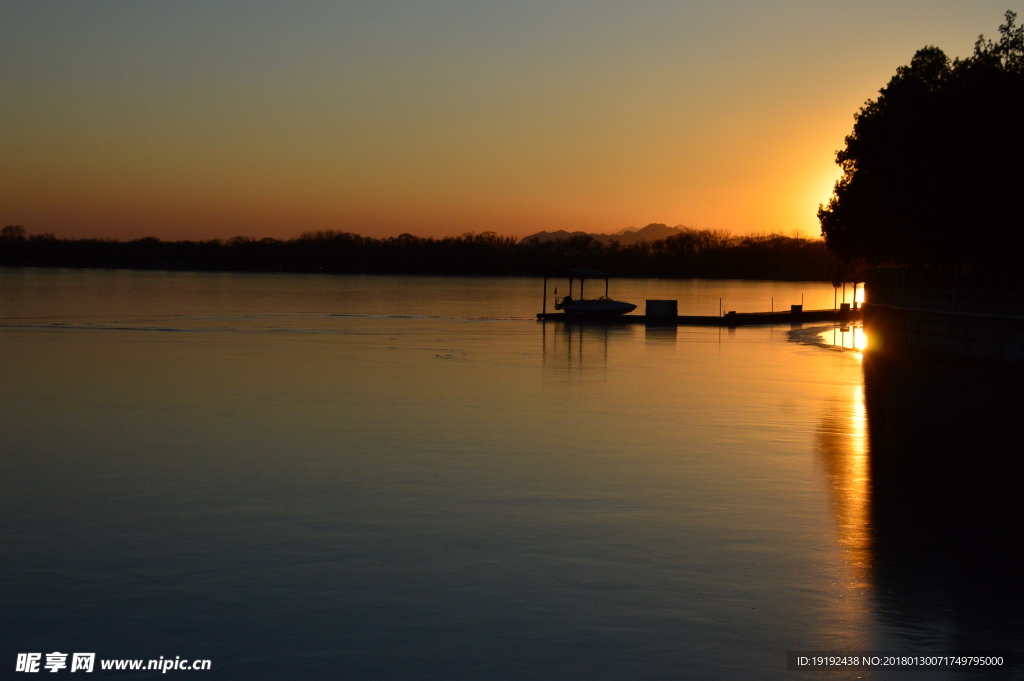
[537, 308, 862, 326]
[538, 270, 863, 327]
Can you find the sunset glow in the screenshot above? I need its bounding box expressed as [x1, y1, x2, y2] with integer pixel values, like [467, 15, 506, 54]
[1, 2, 1014, 241]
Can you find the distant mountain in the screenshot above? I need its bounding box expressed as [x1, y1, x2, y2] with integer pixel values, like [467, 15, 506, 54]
[518, 223, 688, 246]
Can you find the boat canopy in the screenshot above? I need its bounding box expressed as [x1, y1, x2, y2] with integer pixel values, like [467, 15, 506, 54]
[541, 269, 621, 314]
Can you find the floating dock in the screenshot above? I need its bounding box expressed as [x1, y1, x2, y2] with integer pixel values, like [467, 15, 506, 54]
[537, 308, 862, 327]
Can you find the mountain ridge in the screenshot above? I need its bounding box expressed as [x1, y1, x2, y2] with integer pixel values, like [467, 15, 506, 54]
[518, 223, 689, 246]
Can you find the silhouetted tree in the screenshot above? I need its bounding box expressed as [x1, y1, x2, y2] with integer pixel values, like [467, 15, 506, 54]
[1, 226, 26, 241]
[819, 11, 1024, 267]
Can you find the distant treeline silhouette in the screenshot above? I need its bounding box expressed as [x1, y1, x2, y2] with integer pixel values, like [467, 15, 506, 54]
[820, 11, 1024, 267]
[0, 225, 839, 281]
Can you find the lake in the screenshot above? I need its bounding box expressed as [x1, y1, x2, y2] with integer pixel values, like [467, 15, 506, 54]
[1, 268, 1019, 679]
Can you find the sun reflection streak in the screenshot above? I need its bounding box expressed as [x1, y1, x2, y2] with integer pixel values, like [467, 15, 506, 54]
[816, 385, 872, 589]
[821, 324, 868, 355]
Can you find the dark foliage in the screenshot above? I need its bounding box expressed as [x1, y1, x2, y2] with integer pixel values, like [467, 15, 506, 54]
[819, 11, 1024, 266]
[1, 227, 840, 281]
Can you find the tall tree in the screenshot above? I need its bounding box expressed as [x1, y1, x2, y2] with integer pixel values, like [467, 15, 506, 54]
[819, 11, 1024, 266]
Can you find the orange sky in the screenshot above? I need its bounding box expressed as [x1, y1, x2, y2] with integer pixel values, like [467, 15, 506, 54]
[2, 2, 1017, 241]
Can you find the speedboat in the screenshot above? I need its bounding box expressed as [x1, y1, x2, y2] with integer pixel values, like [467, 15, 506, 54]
[554, 295, 637, 316]
[540, 268, 638, 318]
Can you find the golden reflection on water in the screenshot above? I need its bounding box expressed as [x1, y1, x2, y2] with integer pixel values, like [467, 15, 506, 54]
[540, 321, 641, 377]
[821, 324, 867, 353]
[815, 385, 872, 590]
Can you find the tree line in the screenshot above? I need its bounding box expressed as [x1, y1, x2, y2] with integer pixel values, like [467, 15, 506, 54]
[0, 225, 840, 281]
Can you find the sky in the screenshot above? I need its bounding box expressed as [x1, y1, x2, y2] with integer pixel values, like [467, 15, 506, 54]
[1, 1, 1019, 241]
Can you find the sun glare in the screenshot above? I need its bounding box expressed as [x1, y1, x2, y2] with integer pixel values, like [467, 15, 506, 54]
[823, 324, 867, 354]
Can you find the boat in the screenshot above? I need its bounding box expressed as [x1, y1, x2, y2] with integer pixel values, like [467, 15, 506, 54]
[554, 295, 636, 316]
[543, 268, 637, 317]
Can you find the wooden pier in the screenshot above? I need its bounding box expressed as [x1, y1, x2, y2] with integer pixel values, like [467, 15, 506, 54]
[537, 308, 862, 326]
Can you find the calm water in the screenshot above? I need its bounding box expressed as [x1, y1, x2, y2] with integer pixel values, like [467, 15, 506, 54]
[1, 269, 1019, 679]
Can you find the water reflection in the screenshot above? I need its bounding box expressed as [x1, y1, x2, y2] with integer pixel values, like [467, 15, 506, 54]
[863, 353, 1024, 654]
[816, 342, 1024, 661]
[540, 321, 636, 374]
[815, 387, 871, 589]
[9, 267, 1021, 677]
[643, 323, 678, 344]
[820, 324, 867, 353]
